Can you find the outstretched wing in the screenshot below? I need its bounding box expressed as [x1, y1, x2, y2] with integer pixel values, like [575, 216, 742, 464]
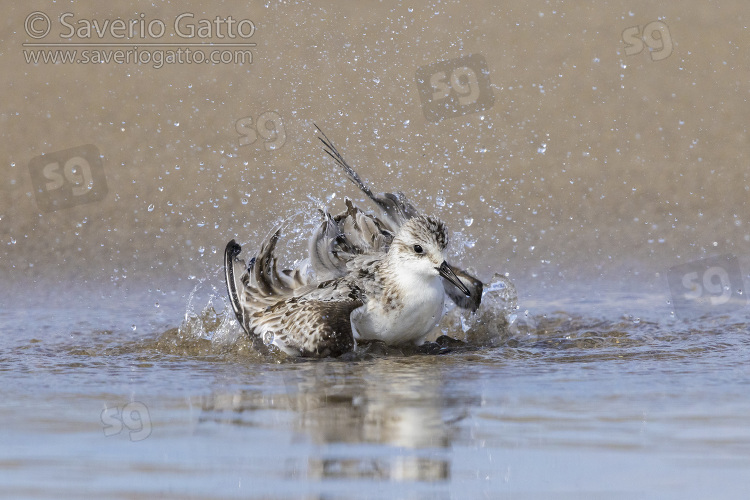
[224, 231, 315, 335]
[224, 236, 366, 357]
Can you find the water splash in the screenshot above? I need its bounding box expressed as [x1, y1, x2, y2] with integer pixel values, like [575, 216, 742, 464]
[442, 273, 519, 346]
[178, 276, 243, 350]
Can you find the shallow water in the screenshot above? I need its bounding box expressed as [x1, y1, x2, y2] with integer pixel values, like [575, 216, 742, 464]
[4, 0, 750, 497]
[2, 284, 750, 499]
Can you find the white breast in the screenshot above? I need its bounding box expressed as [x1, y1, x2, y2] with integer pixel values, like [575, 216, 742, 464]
[352, 275, 445, 346]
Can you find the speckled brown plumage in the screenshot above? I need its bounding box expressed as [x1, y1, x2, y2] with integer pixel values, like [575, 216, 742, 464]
[223, 126, 484, 358]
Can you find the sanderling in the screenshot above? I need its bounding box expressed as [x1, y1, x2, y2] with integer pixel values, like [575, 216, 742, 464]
[224, 126, 483, 357]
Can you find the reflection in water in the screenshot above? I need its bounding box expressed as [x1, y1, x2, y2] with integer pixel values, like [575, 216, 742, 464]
[199, 358, 479, 482]
[306, 456, 449, 482]
[156, 288, 750, 491]
[6, 292, 750, 498]
[178, 270, 512, 483]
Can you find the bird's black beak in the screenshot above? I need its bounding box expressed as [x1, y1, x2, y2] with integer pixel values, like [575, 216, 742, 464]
[436, 261, 471, 297]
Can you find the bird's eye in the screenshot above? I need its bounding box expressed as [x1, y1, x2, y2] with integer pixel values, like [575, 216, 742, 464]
[413, 244, 424, 254]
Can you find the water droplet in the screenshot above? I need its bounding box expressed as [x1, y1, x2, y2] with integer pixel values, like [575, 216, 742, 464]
[435, 190, 445, 207]
[537, 143, 547, 154]
[147, 204, 155, 212]
[131, 325, 137, 331]
[464, 218, 474, 227]
[263, 331, 274, 345]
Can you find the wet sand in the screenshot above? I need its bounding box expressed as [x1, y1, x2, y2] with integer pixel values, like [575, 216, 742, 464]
[3, 1, 749, 302]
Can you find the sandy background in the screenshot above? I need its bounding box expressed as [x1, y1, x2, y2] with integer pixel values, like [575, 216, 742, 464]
[2, 1, 749, 309]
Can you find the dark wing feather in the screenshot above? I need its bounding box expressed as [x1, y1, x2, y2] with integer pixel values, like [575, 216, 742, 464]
[224, 239, 247, 330]
[315, 124, 421, 228]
